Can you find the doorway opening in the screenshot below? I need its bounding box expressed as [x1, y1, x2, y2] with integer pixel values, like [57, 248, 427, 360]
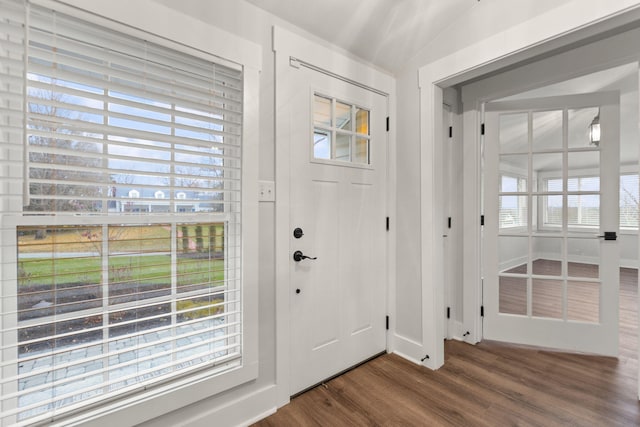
[452, 61, 639, 363]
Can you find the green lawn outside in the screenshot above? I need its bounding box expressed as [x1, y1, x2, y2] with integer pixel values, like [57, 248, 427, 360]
[18, 255, 225, 287]
[17, 223, 225, 288]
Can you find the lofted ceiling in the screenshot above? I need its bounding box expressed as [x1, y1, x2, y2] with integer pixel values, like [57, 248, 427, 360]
[244, 0, 478, 72]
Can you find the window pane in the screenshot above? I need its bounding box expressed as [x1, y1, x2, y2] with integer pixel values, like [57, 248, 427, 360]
[620, 174, 639, 228]
[314, 129, 331, 159]
[567, 281, 600, 323]
[568, 151, 599, 175]
[533, 110, 562, 151]
[354, 137, 369, 164]
[546, 178, 562, 193]
[499, 276, 527, 315]
[532, 153, 562, 176]
[499, 112, 528, 153]
[500, 236, 528, 273]
[336, 133, 351, 161]
[568, 194, 599, 227]
[532, 237, 562, 276]
[15, 222, 232, 421]
[335, 102, 352, 131]
[542, 194, 562, 226]
[500, 155, 528, 188]
[501, 175, 518, 193]
[108, 225, 171, 305]
[356, 107, 369, 135]
[499, 195, 527, 228]
[314, 95, 332, 127]
[568, 238, 599, 278]
[177, 223, 225, 293]
[17, 226, 103, 351]
[569, 107, 600, 149]
[532, 279, 563, 319]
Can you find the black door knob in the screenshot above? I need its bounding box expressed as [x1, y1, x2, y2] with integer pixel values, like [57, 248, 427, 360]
[293, 250, 317, 262]
[293, 227, 304, 239]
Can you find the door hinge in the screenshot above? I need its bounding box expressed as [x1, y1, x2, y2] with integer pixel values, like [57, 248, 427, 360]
[386, 315, 390, 330]
[446, 307, 450, 319]
[481, 123, 485, 135]
[480, 305, 484, 317]
[449, 126, 453, 138]
[386, 216, 390, 231]
[480, 215, 484, 226]
[386, 116, 390, 132]
[448, 217, 452, 229]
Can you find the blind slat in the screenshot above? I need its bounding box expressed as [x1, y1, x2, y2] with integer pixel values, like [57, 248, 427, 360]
[26, 77, 243, 123]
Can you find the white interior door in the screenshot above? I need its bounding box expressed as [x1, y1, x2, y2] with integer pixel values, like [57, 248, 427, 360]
[483, 92, 620, 356]
[288, 64, 388, 395]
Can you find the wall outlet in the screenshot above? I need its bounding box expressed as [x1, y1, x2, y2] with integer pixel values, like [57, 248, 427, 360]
[258, 180, 275, 202]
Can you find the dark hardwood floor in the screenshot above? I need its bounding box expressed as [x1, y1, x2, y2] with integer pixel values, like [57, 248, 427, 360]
[254, 267, 640, 426]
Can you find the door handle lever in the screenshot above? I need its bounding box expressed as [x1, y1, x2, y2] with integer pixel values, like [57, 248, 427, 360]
[293, 250, 317, 262]
[598, 231, 617, 241]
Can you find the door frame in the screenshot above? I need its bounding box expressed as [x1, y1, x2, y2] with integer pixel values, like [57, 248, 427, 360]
[418, 3, 640, 373]
[273, 26, 396, 407]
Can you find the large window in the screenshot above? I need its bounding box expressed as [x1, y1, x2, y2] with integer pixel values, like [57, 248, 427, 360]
[542, 174, 639, 229]
[1, 2, 245, 424]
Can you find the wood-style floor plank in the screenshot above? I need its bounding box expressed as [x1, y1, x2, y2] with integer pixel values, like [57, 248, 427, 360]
[254, 267, 640, 426]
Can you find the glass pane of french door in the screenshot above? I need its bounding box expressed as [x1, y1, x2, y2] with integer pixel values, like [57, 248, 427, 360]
[497, 110, 602, 321]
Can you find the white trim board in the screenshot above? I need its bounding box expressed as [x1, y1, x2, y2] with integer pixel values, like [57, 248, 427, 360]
[417, 1, 640, 370]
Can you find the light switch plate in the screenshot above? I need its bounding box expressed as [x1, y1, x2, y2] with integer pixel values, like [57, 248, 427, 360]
[258, 180, 275, 202]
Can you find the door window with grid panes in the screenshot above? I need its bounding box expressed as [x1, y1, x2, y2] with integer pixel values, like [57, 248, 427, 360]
[313, 94, 370, 165]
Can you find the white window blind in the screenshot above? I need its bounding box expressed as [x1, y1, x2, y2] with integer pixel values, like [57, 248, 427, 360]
[620, 173, 639, 229]
[0, 1, 244, 425]
[499, 174, 527, 229]
[544, 176, 619, 229]
[544, 178, 563, 226]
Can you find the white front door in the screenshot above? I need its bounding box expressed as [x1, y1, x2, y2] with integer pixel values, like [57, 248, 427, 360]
[483, 92, 620, 356]
[288, 64, 388, 394]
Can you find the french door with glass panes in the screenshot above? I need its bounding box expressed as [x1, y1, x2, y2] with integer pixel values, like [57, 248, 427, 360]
[483, 92, 620, 357]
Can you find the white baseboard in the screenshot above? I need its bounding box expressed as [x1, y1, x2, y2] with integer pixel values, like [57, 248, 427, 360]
[240, 406, 278, 427]
[392, 333, 424, 366]
[499, 256, 528, 273]
[143, 385, 278, 427]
